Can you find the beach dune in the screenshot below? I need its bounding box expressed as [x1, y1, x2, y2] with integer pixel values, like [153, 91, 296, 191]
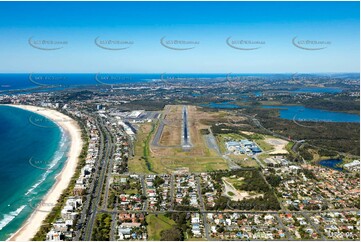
[6, 105, 83, 241]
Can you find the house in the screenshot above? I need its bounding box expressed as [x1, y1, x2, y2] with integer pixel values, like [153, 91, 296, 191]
[118, 227, 131, 240]
[46, 229, 63, 241]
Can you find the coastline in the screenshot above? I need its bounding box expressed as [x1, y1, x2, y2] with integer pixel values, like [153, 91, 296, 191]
[4, 105, 83, 241]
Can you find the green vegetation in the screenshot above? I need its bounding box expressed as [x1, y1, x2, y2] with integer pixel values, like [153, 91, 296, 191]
[254, 139, 273, 151]
[227, 191, 235, 196]
[256, 108, 360, 156]
[200, 128, 210, 135]
[212, 123, 256, 135]
[217, 133, 245, 141]
[216, 131, 273, 152]
[302, 95, 360, 114]
[285, 141, 295, 153]
[142, 122, 157, 173]
[265, 174, 282, 187]
[160, 227, 184, 241]
[129, 123, 154, 174]
[211, 169, 280, 211]
[156, 157, 227, 173]
[212, 107, 360, 157]
[154, 176, 165, 187]
[131, 106, 229, 173]
[92, 213, 112, 241]
[302, 168, 318, 180]
[146, 214, 176, 240]
[224, 176, 244, 190]
[164, 212, 191, 240]
[109, 177, 142, 206]
[130, 121, 159, 174]
[213, 170, 267, 193]
[237, 158, 259, 168]
[124, 188, 138, 194]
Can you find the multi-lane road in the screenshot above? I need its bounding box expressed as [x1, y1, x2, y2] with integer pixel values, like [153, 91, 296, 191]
[75, 110, 357, 241]
[81, 117, 114, 241]
[74, 117, 104, 241]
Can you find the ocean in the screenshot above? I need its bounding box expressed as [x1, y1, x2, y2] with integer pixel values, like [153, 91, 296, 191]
[0, 105, 69, 240]
[0, 73, 299, 94]
[0, 73, 229, 93]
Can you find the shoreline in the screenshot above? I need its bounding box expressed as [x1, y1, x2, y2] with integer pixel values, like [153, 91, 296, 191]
[4, 105, 83, 241]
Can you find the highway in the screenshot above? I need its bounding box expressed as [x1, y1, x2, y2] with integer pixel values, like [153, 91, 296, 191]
[103, 135, 116, 210]
[82, 117, 114, 241]
[75, 110, 356, 240]
[74, 117, 104, 241]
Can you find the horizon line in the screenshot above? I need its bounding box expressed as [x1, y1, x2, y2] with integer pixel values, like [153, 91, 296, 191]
[0, 72, 360, 75]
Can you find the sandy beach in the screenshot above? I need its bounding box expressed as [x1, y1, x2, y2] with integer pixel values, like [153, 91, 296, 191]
[6, 105, 83, 241]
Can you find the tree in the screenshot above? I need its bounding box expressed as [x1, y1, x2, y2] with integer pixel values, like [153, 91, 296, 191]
[160, 227, 184, 241]
[154, 176, 165, 187]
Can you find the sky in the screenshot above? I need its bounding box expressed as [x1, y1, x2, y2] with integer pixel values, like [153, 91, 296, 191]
[0, 1, 359, 73]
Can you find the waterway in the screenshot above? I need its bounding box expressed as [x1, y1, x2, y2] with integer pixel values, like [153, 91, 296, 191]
[262, 105, 359, 123]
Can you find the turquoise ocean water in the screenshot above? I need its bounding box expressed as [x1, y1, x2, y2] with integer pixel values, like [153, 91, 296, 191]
[0, 106, 69, 240]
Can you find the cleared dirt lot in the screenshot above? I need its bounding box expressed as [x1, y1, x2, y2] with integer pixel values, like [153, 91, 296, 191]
[265, 138, 289, 154]
[222, 177, 263, 201]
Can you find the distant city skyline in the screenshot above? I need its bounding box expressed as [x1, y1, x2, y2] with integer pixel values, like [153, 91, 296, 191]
[0, 1, 359, 73]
